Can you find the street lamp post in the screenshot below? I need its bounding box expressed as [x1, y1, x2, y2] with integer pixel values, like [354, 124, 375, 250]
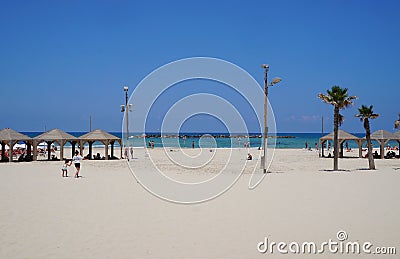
[124, 86, 129, 143]
[261, 64, 282, 173]
[121, 86, 133, 144]
[121, 86, 133, 160]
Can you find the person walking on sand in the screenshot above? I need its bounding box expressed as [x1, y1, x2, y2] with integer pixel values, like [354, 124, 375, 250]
[124, 147, 129, 161]
[72, 150, 84, 178]
[129, 145, 134, 159]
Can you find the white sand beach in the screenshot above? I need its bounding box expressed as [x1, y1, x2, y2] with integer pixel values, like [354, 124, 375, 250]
[0, 148, 399, 258]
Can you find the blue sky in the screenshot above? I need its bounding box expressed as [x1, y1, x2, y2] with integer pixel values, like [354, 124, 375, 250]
[1, 0, 399, 133]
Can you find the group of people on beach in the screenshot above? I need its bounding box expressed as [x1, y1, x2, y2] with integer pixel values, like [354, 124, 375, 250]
[386, 144, 399, 151]
[61, 150, 84, 178]
[148, 141, 155, 149]
[124, 146, 134, 161]
[305, 141, 319, 151]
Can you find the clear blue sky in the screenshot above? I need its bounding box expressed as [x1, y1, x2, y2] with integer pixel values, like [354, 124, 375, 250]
[1, 0, 399, 133]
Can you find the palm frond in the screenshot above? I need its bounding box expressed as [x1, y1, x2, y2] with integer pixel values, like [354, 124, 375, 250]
[355, 105, 379, 120]
[395, 113, 400, 129]
[395, 114, 400, 129]
[319, 85, 357, 110]
[317, 93, 334, 105]
[355, 113, 364, 122]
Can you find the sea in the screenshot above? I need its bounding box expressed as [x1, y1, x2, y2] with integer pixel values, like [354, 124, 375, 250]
[21, 132, 400, 149]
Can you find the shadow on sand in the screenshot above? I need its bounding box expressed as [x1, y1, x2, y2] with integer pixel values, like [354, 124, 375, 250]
[320, 169, 351, 173]
[355, 168, 376, 171]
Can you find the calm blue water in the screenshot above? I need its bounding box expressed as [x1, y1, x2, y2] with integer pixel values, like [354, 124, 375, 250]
[20, 132, 400, 149]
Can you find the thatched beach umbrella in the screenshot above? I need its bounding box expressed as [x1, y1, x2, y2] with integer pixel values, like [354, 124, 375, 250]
[362, 130, 400, 159]
[320, 130, 361, 157]
[34, 128, 78, 161]
[79, 129, 122, 160]
[0, 128, 32, 162]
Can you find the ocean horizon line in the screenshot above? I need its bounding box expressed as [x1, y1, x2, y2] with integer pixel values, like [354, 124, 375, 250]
[19, 131, 367, 135]
[6, 131, 398, 149]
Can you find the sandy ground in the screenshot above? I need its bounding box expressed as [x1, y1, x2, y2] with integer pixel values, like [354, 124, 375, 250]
[0, 148, 399, 258]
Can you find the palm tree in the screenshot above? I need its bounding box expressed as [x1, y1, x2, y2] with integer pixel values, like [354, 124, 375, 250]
[395, 113, 400, 129]
[355, 105, 379, 170]
[318, 86, 357, 171]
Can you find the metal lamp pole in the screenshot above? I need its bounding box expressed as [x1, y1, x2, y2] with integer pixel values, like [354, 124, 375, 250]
[261, 65, 269, 173]
[261, 64, 282, 173]
[124, 86, 129, 143]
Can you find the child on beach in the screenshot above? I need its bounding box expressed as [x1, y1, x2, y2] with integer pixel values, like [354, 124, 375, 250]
[61, 159, 71, 177]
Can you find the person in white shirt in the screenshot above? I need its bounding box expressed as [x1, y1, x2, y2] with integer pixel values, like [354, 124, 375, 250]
[72, 150, 84, 178]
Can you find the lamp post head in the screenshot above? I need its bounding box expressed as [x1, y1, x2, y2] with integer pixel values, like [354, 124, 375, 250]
[261, 64, 269, 70]
[123, 86, 129, 92]
[270, 77, 282, 85]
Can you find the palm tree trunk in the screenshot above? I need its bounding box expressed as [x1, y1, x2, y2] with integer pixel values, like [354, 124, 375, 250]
[333, 106, 339, 171]
[364, 118, 375, 170]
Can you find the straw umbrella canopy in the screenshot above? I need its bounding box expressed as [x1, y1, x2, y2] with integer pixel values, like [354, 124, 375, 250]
[362, 130, 400, 159]
[79, 129, 122, 160]
[34, 128, 78, 161]
[0, 128, 32, 162]
[320, 130, 361, 157]
[320, 130, 359, 142]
